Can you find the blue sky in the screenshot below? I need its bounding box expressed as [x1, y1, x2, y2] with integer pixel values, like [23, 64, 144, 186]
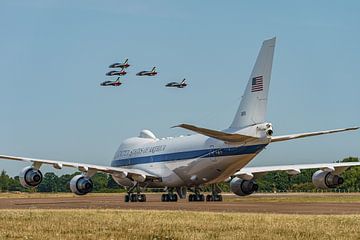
[0, 1, 359, 176]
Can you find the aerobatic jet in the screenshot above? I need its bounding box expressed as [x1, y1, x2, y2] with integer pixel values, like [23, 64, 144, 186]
[106, 69, 127, 76]
[100, 77, 122, 87]
[136, 67, 157, 76]
[109, 59, 130, 69]
[166, 79, 187, 88]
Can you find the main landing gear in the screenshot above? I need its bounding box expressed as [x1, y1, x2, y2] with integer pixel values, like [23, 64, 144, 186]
[188, 187, 205, 202]
[125, 182, 147, 202]
[205, 184, 223, 202]
[161, 188, 178, 202]
[188, 185, 223, 202]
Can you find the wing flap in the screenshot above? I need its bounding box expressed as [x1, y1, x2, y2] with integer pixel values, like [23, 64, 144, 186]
[173, 124, 259, 143]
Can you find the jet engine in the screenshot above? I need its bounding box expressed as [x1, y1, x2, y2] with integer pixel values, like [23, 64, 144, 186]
[19, 166, 43, 188]
[312, 170, 344, 189]
[70, 175, 93, 195]
[230, 177, 258, 196]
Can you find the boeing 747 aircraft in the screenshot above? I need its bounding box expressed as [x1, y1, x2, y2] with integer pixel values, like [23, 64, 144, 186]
[1, 38, 359, 203]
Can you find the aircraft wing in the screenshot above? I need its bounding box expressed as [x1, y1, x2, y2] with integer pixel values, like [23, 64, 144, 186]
[234, 162, 360, 180]
[173, 124, 258, 143]
[271, 127, 359, 143]
[0, 154, 159, 181]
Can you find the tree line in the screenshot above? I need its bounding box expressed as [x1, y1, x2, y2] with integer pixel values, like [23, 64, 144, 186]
[1, 157, 359, 193]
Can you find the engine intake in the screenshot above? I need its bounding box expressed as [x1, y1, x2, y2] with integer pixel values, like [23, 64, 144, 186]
[19, 166, 43, 188]
[70, 175, 93, 195]
[312, 170, 344, 189]
[230, 177, 258, 196]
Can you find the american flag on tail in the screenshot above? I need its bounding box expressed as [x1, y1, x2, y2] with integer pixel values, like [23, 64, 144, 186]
[251, 76, 263, 92]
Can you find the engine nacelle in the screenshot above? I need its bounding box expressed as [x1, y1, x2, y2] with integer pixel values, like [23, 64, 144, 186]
[312, 170, 344, 189]
[230, 177, 258, 196]
[70, 175, 93, 195]
[19, 166, 43, 188]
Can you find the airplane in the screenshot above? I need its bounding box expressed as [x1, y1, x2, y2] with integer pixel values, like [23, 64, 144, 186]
[166, 79, 187, 88]
[136, 67, 157, 76]
[1, 37, 359, 203]
[109, 59, 130, 69]
[100, 77, 122, 87]
[106, 69, 127, 76]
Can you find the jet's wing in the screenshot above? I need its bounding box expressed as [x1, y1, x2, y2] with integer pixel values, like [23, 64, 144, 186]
[174, 124, 259, 143]
[234, 162, 360, 180]
[0, 154, 159, 181]
[271, 127, 359, 143]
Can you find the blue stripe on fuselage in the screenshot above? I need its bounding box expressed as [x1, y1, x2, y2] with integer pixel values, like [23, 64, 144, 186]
[111, 144, 267, 167]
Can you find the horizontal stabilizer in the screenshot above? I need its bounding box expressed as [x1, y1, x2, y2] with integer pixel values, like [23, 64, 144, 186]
[173, 124, 259, 143]
[271, 127, 359, 143]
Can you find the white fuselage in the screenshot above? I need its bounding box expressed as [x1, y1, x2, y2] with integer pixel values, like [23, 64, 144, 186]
[111, 124, 271, 188]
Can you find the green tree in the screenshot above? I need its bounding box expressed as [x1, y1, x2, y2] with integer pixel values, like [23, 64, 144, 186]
[38, 172, 60, 192]
[0, 170, 10, 192]
[338, 157, 360, 191]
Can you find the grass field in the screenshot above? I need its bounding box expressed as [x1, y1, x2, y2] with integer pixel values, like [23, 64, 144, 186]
[0, 209, 359, 240]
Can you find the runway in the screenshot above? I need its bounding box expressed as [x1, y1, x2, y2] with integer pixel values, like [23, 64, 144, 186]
[1, 193, 360, 215]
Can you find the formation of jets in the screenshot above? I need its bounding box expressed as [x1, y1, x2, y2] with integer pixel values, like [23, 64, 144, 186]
[100, 58, 187, 88]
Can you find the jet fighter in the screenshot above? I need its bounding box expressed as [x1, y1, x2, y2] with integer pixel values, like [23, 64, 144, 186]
[106, 69, 127, 76]
[136, 67, 157, 76]
[109, 59, 130, 69]
[100, 77, 122, 87]
[166, 79, 187, 88]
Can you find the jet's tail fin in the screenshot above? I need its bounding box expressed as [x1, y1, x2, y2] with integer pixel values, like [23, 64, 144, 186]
[115, 77, 120, 82]
[124, 59, 128, 64]
[152, 67, 156, 72]
[181, 78, 186, 84]
[229, 37, 276, 130]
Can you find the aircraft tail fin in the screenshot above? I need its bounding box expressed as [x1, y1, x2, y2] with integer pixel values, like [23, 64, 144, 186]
[152, 67, 156, 72]
[229, 37, 276, 129]
[124, 59, 128, 64]
[181, 78, 186, 84]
